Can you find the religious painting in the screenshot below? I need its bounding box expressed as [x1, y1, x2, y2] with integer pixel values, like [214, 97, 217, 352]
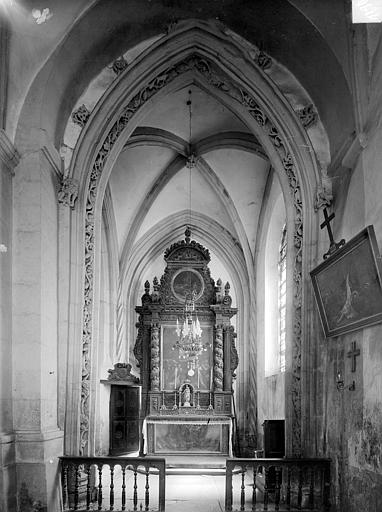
[310, 225, 382, 338]
[171, 268, 204, 302]
[161, 324, 213, 390]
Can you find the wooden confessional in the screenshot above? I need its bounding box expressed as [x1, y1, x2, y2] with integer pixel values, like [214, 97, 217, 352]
[134, 229, 238, 456]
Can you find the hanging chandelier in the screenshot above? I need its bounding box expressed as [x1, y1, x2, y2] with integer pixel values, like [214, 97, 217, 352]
[173, 289, 206, 375]
[171, 90, 207, 376]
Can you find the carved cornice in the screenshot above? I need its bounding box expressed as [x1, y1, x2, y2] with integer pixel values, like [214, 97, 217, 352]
[0, 129, 19, 175]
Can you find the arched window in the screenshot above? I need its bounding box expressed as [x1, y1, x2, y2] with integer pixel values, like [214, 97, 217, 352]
[278, 224, 287, 372]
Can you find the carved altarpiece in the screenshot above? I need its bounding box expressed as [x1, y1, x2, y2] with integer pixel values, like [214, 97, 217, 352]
[134, 231, 238, 455]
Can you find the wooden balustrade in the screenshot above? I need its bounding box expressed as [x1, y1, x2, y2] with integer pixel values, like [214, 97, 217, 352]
[60, 456, 166, 512]
[225, 458, 331, 511]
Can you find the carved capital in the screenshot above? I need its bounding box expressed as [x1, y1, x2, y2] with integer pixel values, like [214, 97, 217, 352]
[71, 104, 91, 128]
[58, 176, 79, 209]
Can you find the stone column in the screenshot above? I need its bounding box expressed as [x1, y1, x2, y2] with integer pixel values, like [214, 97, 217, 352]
[12, 138, 64, 511]
[0, 129, 19, 512]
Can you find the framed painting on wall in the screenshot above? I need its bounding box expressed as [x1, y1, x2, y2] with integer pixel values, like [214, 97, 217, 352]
[310, 225, 382, 338]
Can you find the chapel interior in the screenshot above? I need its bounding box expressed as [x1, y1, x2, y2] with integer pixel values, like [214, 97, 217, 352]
[1, 1, 382, 511]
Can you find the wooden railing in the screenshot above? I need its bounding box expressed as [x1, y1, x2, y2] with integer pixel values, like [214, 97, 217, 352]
[225, 458, 331, 511]
[60, 456, 166, 512]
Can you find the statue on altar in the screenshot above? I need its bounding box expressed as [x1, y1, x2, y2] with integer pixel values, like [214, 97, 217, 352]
[182, 385, 191, 407]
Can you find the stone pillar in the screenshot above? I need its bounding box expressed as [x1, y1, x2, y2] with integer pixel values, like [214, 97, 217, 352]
[12, 139, 64, 511]
[0, 130, 19, 512]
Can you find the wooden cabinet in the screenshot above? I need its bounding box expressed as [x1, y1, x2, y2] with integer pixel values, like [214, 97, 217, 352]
[109, 385, 141, 455]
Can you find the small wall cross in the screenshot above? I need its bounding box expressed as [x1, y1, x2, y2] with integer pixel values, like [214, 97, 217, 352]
[347, 341, 360, 373]
[320, 207, 345, 259]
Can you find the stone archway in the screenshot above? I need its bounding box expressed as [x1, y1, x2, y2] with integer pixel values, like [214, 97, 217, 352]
[64, 25, 322, 457]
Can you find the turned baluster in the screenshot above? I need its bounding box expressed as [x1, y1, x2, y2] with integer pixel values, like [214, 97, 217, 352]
[133, 468, 138, 511]
[252, 464, 257, 511]
[62, 463, 68, 509]
[145, 467, 150, 511]
[121, 466, 126, 511]
[297, 467, 303, 510]
[263, 467, 269, 511]
[74, 464, 80, 511]
[86, 464, 91, 510]
[240, 467, 246, 511]
[309, 467, 314, 509]
[109, 465, 115, 510]
[286, 467, 291, 510]
[275, 466, 281, 511]
[97, 464, 103, 510]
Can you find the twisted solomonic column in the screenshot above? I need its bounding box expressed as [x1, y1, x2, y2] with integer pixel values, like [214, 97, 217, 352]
[213, 325, 224, 390]
[150, 323, 160, 391]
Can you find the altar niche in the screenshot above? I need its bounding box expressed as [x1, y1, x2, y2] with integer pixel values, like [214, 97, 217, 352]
[134, 229, 238, 456]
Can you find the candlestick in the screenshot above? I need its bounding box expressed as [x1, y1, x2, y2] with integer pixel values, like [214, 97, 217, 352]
[172, 390, 177, 410]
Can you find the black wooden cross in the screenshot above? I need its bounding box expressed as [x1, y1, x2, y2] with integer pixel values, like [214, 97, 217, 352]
[320, 208, 335, 244]
[320, 207, 345, 259]
[347, 341, 360, 373]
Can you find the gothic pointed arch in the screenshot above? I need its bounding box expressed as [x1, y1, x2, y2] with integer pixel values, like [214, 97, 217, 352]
[61, 24, 323, 457]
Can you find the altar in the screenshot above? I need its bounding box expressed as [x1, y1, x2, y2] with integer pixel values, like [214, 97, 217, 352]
[144, 416, 232, 455]
[134, 229, 238, 457]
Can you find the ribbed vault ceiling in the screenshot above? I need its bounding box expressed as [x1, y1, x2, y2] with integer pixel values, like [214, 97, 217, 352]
[108, 83, 271, 275]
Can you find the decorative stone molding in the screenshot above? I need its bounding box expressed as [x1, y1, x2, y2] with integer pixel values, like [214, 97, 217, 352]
[71, 104, 91, 128]
[0, 129, 20, 174]
[79, 52, 304, 456]
[57, 176, 79, 209]
[297, 104, 318, 128]
[106, 363, 139, 383]
[112, 56, 128, 76]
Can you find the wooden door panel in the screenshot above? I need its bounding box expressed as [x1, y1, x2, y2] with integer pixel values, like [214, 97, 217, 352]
[110, 385, 141, 455]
